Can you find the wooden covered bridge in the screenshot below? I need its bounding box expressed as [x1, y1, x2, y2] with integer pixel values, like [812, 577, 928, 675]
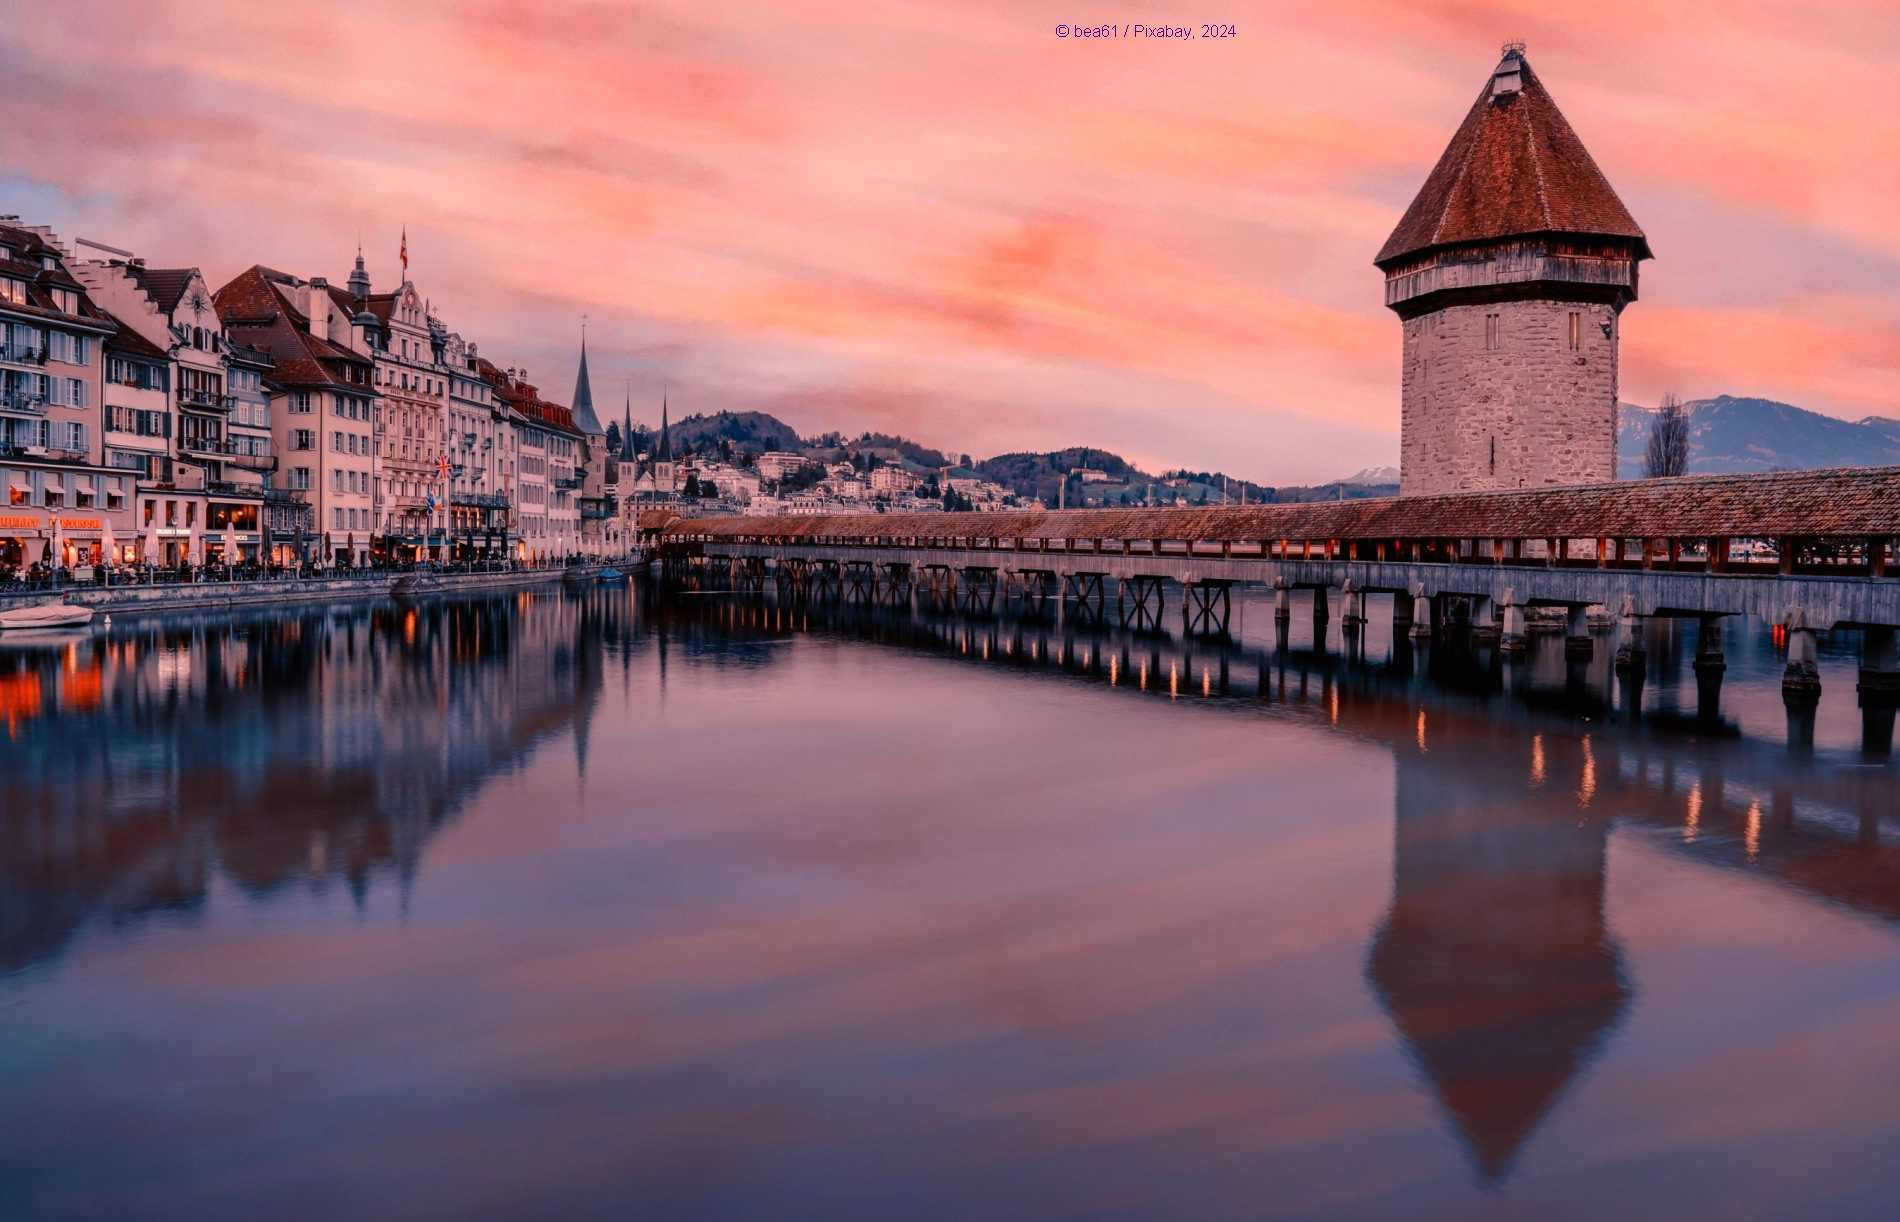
[653, 466, 1900, 704]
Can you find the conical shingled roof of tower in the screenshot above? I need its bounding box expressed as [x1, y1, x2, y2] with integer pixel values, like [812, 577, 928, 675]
[1376, 53, 1648, 269]
[569, 338, 604, 436]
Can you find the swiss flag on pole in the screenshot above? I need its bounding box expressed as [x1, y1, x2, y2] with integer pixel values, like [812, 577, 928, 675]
[400, 226, 408, 276]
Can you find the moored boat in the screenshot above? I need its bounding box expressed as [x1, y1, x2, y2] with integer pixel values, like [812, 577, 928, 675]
[0, 603, 95, 630]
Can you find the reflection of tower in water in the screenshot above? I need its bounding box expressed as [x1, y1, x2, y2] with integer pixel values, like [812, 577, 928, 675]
[1367, 736, 1628, 1184]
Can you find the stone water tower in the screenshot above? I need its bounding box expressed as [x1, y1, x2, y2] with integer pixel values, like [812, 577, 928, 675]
[1378, 46, 1650, 496]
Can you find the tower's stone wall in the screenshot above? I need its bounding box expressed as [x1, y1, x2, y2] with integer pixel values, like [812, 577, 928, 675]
[1399, 298, 1619, 497]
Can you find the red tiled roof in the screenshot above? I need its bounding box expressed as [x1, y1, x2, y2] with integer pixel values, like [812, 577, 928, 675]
[100, 311, 169, 361]
[125, 266, 197, 316]
[0, 222, 116, 328]
[667, 467, 1900, 543]
[1376, 52, 1648, 269]
[212, 265, 373, 393]
[474, 355, 583, 435]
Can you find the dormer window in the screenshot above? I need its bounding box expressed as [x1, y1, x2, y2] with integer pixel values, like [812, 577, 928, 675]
[1491, 45, 1525, 99]
[0, 278, 24, 305]
[51, 288, 79, 314]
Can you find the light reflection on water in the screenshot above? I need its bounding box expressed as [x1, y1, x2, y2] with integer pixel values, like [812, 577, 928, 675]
[0, 584, 1897, 1220]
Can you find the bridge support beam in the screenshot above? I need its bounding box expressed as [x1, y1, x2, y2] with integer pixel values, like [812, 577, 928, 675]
[1183, 580, 1234, 638]
[1119, 575, 1168, 633]
[1499, 588, 1526, 655]
[1468, 595, 1498, 643]
[1694, 616, 1727, 724]
[1615, 596, 1647, 677]
[1782, 607, 1822, 702]
[1341, 580, 1365, 629]
[1063, 571, 1108, 627]
[1858, 625, 1900, 760]
[1409, 584, 1432, 640]
[1565, 604, 1594, 660]
[958, 566, 999, 617]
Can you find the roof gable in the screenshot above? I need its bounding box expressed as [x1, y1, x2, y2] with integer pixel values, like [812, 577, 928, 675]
[1377, 51, 1648, 268]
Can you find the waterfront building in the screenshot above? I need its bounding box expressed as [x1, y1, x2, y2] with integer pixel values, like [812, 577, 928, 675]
[440, 334, 513, 559]
[214, 265, 378, 565]
[347, 253, 452, 560]
[1378, 46, 1648, 496]
[0, 220, 127, 570]
[478, 360, 582, 560]
[75, 246, 271, 563]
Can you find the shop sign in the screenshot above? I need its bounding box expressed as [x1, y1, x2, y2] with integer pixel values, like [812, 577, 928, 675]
[0, 515, 41, 531]
[57, 518, 103, 531]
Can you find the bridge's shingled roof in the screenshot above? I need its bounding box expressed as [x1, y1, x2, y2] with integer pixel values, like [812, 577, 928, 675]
[1375, 54, 1648, 268]
[665, 467, 1900, 542]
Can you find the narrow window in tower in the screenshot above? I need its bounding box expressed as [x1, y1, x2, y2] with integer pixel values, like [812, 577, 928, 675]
[1485, 314, 1500, 350]
[1568, 312, 1581, 350]
[1490, 436, 1496, 473]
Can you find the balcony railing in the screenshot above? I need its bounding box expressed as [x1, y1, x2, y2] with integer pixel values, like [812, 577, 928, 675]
[552, 475, 585, 490]
[0, 392, 47, 416]
[263, 488, 308, 505]
[177, 389, 237, 410]
[0, 345, 46, 367]
[0, 442, 86, 462]
[452, 491, 510, 509]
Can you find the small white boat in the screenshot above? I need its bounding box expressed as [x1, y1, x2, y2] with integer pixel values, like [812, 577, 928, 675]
[0, 603, 96, 630]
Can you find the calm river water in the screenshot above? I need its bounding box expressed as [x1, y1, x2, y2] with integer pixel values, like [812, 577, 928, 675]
[2, 585, 1898, 1220]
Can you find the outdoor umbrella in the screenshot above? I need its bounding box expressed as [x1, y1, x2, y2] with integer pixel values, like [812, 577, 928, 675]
[186, 517, 202, 567]
[101, 518, 116, 566]
[40, 538, 52, 563]
[142, 517, 160, 565]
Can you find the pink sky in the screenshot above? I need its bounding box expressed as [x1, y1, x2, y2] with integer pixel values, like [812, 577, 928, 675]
[4, 0, 1896, 482]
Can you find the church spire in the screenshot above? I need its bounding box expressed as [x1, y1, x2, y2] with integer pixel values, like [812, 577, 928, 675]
[622, 382, 636, 462]
[347, 242, 371, 301]
[657, 393, 671, 462]
[568, 326, 603, 436]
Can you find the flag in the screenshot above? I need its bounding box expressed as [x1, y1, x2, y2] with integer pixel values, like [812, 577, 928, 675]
[426, 492, 437, 514]
[400, 227, 408, 276]
[437, 454, 450, 479]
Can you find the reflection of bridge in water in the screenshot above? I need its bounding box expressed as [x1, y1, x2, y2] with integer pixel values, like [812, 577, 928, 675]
[0, 591, 635, 974]
[650, 582, 1900, 1185]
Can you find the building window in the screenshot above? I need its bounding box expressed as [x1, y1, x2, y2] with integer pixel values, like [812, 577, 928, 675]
[1568, 312, 1581, 350]
[1484, 314, 1500, 351]
[291, 392, 313, 413]
[290, 466, 312, 490]
[291, 429, 314, 451]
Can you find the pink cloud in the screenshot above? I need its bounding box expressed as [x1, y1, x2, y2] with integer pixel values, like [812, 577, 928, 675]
[2, 0, 1895, 480]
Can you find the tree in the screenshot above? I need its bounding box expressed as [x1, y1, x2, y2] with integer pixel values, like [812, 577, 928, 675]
[605, 421, 622, 451]
[1645, 392, 1690, 478]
